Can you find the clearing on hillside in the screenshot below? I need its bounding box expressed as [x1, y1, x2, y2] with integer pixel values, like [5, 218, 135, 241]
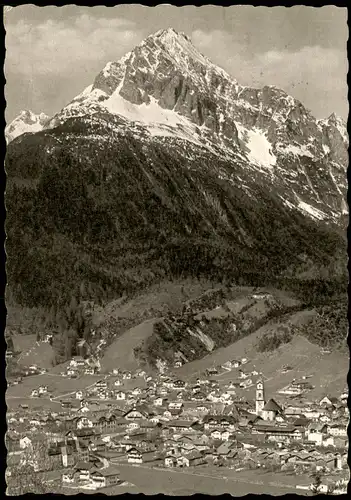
[6, 372, 104, 399]
[93, 279, 221, 325]
[12, 334, 55, 369]
[100, 317, 159, 372]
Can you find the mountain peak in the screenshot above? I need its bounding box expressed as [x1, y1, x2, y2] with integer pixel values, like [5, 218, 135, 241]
[140, 27, 214, 71]
[5, 110, 49, 143]
[19, 109, 37, 120]
[327, 112, 345, 125]
[150, 27, 190, 42]
[17, 109, 49, 122]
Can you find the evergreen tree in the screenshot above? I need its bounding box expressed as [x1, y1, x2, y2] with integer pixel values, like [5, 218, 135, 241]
[52, 334, 65, 364]
[310, 472, 322, 495]
[6, 335, 14, 351]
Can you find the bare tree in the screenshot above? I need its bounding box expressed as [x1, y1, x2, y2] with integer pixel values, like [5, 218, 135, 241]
[6, 463, 50, 495]
[6, 441, 61, 495]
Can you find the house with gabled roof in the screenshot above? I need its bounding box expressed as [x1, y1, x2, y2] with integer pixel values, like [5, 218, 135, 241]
[210, 429, 225, 441]
[162, 409, 172, 420]
[167, 420, 198, 433]
[319, 395, 339, 407]
[127, 447, 143, 464]
[90, 466, 121, 489]
[124, 405, 149, 420]
[252, 424, 303, 443]
[70, 356, 86, 368]
[116, 390, 126, 401]
[262, 399, 283, 422]
[293, 416, 309, 429]
[74, 461, 97, 482]
[326, 423, 347, 437]
[306, 422, 328, 445]
[165, 456, 177, 467]
[62, 471, 76, 484]
[168, 401, 183, 410]
[75, 416, 94, 430]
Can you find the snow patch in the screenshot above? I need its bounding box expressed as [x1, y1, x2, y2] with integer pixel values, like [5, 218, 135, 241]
[277, 143, 314, 158]
[65, 88, 106, 110]
[105, 92, 184, 127]
[235, 99, 259, 112]
[102, 62, 112, 77]
[328, 165, 349, 215]
[237, 126, 276, 169]
[187, 327, 215, 352]
[296, 199, 327, 221]
[279, 196, 296, 211]
[101, 91, 205, 146]
[72, 84, 93, 101]
[335, 120, 348, 144]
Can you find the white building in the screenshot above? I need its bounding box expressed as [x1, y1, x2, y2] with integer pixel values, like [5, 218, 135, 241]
[19, 437, 32, 449]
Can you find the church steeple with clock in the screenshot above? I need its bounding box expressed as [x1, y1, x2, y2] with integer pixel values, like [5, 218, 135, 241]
[256, 376, 265, 416]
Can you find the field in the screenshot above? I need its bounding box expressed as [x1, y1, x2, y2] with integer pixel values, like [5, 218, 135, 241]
[6, 373, 104, 404]
[194, 306, 232, 321]
[60, 464, 314, 495]
[6, 396, 64, 411]
[94, 279, 221, 324]
[99, 464, 313, 496]
[12, 334, 55, 370]
[100, 317, 160, 372]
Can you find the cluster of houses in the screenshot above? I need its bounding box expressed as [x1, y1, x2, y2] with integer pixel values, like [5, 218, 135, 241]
[206, 357, 248, 377]
[66, 356, 101, 377]
[6, 364, 349, 492]
[62, 464, 122, 489]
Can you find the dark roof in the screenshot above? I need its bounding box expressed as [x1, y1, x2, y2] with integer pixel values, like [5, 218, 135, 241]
[168, 420, 196, 428]
[247, 415, 264, 424]
[293, 416, 309, 426]
[91, 466, 120, 477]
[254, 425, 297, 433]
[128, 447, 142, 454]
[262, 399, 282, 412]
[187, 450, 204, 460]
[75, 461, 95, 470]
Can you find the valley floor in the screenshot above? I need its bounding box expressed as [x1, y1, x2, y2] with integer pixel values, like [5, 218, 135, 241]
[62, 464, 313, 496]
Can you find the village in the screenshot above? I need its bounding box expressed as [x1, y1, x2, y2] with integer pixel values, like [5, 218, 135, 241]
[6, 351, 349, 495]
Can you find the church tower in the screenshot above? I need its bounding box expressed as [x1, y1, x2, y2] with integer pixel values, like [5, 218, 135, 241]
[256, 377, 265, 416]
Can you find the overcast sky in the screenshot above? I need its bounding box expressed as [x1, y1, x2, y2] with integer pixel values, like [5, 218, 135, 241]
[4, 5, 348, 123]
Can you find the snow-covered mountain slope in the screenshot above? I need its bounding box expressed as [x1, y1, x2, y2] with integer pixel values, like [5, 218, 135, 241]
[5, 110, 49, 144]
[30, 28, 344, 224]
